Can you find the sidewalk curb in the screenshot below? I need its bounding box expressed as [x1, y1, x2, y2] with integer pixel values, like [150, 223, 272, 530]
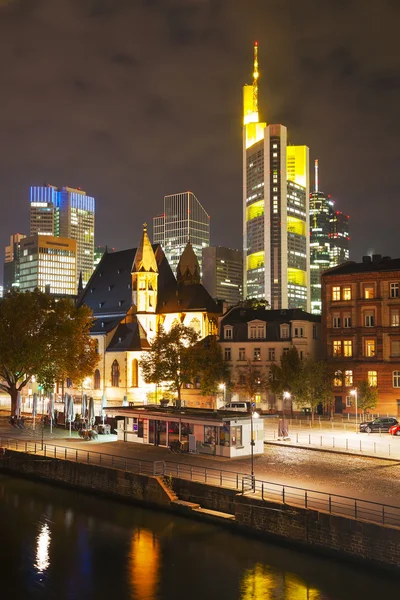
[264, 440, 400, 462]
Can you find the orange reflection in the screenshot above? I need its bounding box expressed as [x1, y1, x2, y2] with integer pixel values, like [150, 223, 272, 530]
[241, 565, 321, 600]
[129, 529, 160, 600]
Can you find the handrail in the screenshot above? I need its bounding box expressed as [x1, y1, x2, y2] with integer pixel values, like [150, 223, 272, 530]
[0, 436, 399, 527]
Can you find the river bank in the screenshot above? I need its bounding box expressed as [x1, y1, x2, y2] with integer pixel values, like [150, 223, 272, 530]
[1, 447, 400, 574]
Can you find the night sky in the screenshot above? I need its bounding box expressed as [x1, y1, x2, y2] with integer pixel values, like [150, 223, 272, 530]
[0, 0, 399, 280]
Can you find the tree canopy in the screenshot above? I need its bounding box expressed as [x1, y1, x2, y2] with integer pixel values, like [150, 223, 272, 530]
[233, 360, 268, 404]
[269, 348, 333, 420]
[0, 289, 98, 414]
[356, 379, 379, 414]
[139, 323, 200, 408]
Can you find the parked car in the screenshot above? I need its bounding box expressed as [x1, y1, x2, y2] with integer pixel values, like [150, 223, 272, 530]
[359, 417, 398, 433]
[220, 402, 260, 415]
[220, 402, 249, 412]
[389, 424, 400, 436]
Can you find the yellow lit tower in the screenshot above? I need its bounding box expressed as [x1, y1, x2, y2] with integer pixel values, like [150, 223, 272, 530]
[131, 223, 158, 338]
[243, 43, 310, 310]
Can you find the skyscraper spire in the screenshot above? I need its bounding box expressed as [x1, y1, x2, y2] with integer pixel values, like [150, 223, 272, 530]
[315, 159, 319, 193]
[253, 41, 259, 114]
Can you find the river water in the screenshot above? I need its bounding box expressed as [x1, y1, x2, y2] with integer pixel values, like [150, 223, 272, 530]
[0, 475, 398, 600]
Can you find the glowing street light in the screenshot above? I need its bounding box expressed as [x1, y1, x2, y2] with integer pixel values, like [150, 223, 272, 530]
[250, 406, 259, 490]
[350, 388, 358, 433]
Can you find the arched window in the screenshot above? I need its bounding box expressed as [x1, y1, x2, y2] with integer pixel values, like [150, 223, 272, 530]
[131, 359, 138, 388]
[111, 360, 120, 387]
[94, 369, 101, 390]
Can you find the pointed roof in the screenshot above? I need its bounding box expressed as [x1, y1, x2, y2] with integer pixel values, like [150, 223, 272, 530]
[176, 241, 200, 286]
[77, 271, 83, 294]
[132, 223, 158, 273]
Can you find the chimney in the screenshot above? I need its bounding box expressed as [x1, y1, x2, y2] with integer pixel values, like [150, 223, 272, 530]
[372, 254, 382, 263]
[362, 256, 372, 264]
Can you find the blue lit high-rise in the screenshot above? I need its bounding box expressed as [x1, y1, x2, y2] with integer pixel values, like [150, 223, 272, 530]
[30, 185, 95, 288]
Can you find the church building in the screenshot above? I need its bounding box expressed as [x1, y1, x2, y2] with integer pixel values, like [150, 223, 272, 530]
[74, 224, 221, 407]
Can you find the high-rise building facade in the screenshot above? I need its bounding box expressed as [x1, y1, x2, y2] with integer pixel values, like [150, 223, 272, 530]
[3, 233, 26, 293]
[202, 246, 243, 306]
[309, 160, 350, 314]
[243, 43, 310, 310]
[329, 210, 350, 267]
[19, 235, 77, 296]
[30, 185, 95, 288]
[94, 245, 115, 269]
[153, 191, 210, 275]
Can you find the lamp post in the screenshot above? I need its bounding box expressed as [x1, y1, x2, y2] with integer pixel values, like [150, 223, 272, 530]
[351, 388, 358, 433]
[250, 406, 259, 491]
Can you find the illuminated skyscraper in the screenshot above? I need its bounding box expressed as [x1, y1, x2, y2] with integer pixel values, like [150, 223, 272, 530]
[309, 160, 350, 314]
[3, 233, 26, 293]
[30, 185, 95, 288]
[329, 210, 350, 266]
[202, 246, 243, 306]
[19, 235, 77, 296]
[153, 191, 210, 275]
[310, 160, 334, 314]
[243, 43, 310, 310]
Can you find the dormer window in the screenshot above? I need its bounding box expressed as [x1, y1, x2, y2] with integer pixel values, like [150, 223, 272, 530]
[101, 322, 105, 328]
[119, 300, 124, 307]
[248, 322, 266, 339]
[280, 324, 290, 339]
[108, 285, 114, 291]
[99, 302, 105, 308]
[224, 326, 233, 340]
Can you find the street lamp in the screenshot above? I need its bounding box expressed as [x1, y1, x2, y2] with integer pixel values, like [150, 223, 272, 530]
[350, 388, 358, 433]
[250, 406, 259, 491]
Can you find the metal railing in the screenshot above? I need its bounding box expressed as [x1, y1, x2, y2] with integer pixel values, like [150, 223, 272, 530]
[264, 430, 399, 458]
[1, 437, 399, 528]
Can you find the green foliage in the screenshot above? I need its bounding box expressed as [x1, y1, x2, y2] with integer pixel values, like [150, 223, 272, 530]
[233, 360, 267, 402]
[196, 336, 230, 397]
[139, 323, 200, 408]
[294, 358, 333, 420]
[269, 347, 302, 396]
[356, 379, 379, 413]
[269, 348, 333, 420]
[0, 289, 98, 414]
[240, 298, 270, 310]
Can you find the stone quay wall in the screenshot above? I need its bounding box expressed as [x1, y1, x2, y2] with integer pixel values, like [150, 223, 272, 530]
[1, 449, 400, 572]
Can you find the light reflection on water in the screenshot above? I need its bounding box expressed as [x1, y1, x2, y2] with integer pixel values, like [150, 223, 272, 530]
[34, 522, 51, 574]
[0, 474, 399, 600]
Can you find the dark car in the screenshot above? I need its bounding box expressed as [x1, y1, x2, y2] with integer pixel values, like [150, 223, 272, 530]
[359, 417, 398, 433]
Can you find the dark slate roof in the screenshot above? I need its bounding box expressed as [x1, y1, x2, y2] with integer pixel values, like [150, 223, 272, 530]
[79, 248, 136, 316]
[322, 256, 400, 277]
[160, 283, 221, 314]
[219, 307, 320, 343]
[108, 322, 150, 351]
[91, 317, 122, 334]
[221, 307, 320, 326]
[79, 245, 177, 317]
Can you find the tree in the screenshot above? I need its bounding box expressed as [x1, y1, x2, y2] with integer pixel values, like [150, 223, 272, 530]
[139, 323, 199, 408]
[38, 299, 99, 393]
[356, 379, 379, 415]
[196, 336, 230, 404]
[240, 298, 270, 310]
[269, 348, 303, 415]
[0, 289, 98, 415]
[232, 360, 268, 405]
[294, 358, 333, 423]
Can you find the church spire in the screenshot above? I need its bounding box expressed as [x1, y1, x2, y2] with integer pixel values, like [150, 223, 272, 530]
[177, 241, 200, 286]
[132, 223, 158, 274]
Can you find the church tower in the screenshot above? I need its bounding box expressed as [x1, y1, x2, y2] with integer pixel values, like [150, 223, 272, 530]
[132, 223, 158, 336]
[176, 241, 201, 286]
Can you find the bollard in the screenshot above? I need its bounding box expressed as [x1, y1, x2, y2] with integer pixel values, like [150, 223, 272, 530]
[320, 436, 322, 447]
[65, 448, 67, 460]
[308, 434, 311, 445]
[333, 437, 335, 448]
[296, 433, 298, 443]
[374, 442, 376, 454]
[360, 440, 362, 452]
[346, 439, 348, 450]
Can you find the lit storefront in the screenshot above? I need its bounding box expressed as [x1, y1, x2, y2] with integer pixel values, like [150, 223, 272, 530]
[108, 406, 264, 458]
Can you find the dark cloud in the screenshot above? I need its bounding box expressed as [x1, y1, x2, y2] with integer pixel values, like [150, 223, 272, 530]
[0, 0, 399, 280]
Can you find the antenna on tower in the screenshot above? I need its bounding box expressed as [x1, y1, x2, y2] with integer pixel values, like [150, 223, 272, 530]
[253, 41, 259, 114]
[315, 159, 319, 193]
